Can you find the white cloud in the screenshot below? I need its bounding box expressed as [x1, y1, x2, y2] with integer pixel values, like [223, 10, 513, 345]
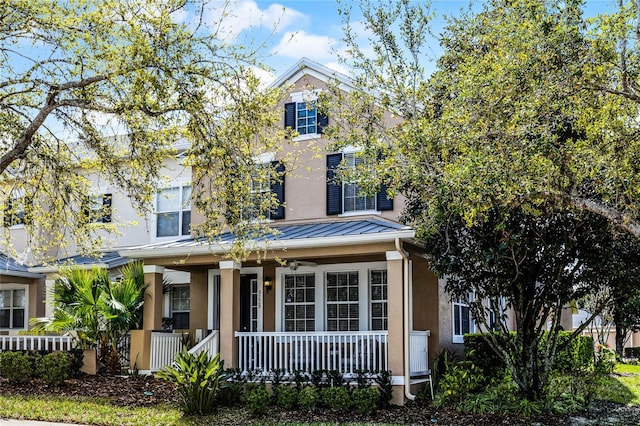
[271, 31, 339, 62]
[205, 1, 306, 41]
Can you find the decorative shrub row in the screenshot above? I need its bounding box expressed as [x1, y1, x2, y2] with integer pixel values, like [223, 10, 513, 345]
[246, 383, 383, 415]
[0, 349, 83, 385]
[464, 331, 594, 377]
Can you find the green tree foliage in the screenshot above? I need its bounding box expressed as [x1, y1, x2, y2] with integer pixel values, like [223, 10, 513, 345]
[0, 0, 285, 260]
[329, 0, 640, 400]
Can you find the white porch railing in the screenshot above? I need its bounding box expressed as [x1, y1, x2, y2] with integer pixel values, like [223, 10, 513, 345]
[409, 330, 430, 376]
[235, 331, 388, 375]
[0, 335, 75, 351]
[188, 330, 219, 357]
[150, 332, 185, 372]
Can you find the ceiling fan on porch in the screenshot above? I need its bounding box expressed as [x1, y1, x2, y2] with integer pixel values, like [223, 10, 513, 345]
[286, 260, 317, 271]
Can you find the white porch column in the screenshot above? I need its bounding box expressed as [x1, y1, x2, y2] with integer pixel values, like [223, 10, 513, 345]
[219, 260, 241, 368]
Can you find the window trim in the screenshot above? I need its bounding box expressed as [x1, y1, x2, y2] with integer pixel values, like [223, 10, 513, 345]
[170, 284, 190, 330]
[0, 285, 28, 331]
[452, 296, 474, 344]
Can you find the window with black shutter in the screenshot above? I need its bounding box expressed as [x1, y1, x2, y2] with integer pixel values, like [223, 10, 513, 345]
[284, 100, 328, 135]
[326, 153, 394, 215]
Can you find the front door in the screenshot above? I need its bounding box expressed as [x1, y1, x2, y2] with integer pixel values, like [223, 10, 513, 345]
[240, 274, 258, 332]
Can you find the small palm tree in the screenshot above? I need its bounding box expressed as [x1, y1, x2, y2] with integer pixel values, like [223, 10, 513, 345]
[32, 261, 146, 372]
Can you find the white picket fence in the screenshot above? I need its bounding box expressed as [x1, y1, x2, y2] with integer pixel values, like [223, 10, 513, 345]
[0, 335, 75, 352]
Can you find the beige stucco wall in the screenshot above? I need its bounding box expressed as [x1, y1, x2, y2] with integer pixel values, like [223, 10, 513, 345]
[410, 255, 440, 365]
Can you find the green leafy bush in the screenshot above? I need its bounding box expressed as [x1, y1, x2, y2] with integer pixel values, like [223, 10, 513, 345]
[68, 348, 84, 378]
[275, 385, 298, 409]
[36, 352, 71, 385]
[155, 350, 225, 415]
[0, 351, 32, 383]
[321, 386, 352, 412]
[298, 386, 320, 409]
[375, 370, 393, 408]
[464, 332, 594, 377]
[352, 387, 379, 414]
[435, 361, 484, 406]
[246, 384, 270, 415]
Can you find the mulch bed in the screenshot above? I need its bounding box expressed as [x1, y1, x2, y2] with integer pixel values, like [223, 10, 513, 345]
[0, 374, 639, 425]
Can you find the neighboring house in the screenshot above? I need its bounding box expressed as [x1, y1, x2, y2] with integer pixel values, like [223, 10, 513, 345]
[0, 253, 45, 334]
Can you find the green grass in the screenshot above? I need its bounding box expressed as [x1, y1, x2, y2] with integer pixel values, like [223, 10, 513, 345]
[0, 395, 182, 425]
[595, 363, 640, 405]
[3, 364, 640, 425]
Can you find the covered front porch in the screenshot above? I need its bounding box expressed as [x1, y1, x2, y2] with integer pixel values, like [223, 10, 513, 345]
[123, 218, 440, 403]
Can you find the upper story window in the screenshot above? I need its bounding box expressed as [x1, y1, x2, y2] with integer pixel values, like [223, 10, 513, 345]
[156, 185, 191, 238]
[326, 152, 393, 215]
[3, 197, 27, 228]
[84, 194, 112, 223]
[284, 92, 328, 137]
[243, 161, 286, 221]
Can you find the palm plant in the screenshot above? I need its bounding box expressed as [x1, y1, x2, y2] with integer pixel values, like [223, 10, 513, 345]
[31, 261, 146, 372]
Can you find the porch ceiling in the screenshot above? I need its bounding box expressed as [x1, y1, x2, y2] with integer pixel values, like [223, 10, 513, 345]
[118, 218, 415, 260]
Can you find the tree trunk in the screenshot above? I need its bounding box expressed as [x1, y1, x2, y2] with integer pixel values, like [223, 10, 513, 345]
[615, 323, 626, 358]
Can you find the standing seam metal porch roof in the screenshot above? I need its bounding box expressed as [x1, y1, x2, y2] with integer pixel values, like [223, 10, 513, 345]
[118, 218, 415, 258]
[0, 253, 43, 279]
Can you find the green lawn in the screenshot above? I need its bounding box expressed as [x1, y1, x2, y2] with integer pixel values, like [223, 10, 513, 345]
[3, 365, 640, 425]
[595, 363, 640, 405]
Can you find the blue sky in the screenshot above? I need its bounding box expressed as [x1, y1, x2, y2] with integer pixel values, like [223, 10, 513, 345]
[205, 0, 620, 82]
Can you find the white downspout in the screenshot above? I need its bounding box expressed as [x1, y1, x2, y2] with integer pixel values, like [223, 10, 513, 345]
[395, 238, 416, 401]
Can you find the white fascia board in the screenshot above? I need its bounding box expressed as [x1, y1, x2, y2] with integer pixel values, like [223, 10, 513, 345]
[0, 270, 44, 279]
[118, 229, 416, 259]
[270, 58, 354, 91]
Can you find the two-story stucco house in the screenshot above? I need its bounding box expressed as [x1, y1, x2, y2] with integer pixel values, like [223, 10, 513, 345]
[112, 58, 447, 404]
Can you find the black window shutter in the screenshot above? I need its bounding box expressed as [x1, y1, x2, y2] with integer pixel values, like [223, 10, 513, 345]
[326, 153, 343, 215]
[377, 184, 394, 211]
[270, 161, 285, 220]
[284, 102, 296, 130]
[102, 194, 112, 223]
[317, 111, 329, 134]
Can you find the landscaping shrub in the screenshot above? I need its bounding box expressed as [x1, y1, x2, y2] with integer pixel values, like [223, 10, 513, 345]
[464, 332, 594, 377]
[36, 352, 71, 385]
[275, 384, 298, 409]
[246, 384, 270, 415]
[352, 387, 379, 414]
[0, 351, 32, 383]
[434, 361, 484, 406]
[68, 348, 84, 378]
[155, 350, 226, 415]
[298, 386, 320, 409]
[375, 370, 393, 408]
[321, 386, 352, 412]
